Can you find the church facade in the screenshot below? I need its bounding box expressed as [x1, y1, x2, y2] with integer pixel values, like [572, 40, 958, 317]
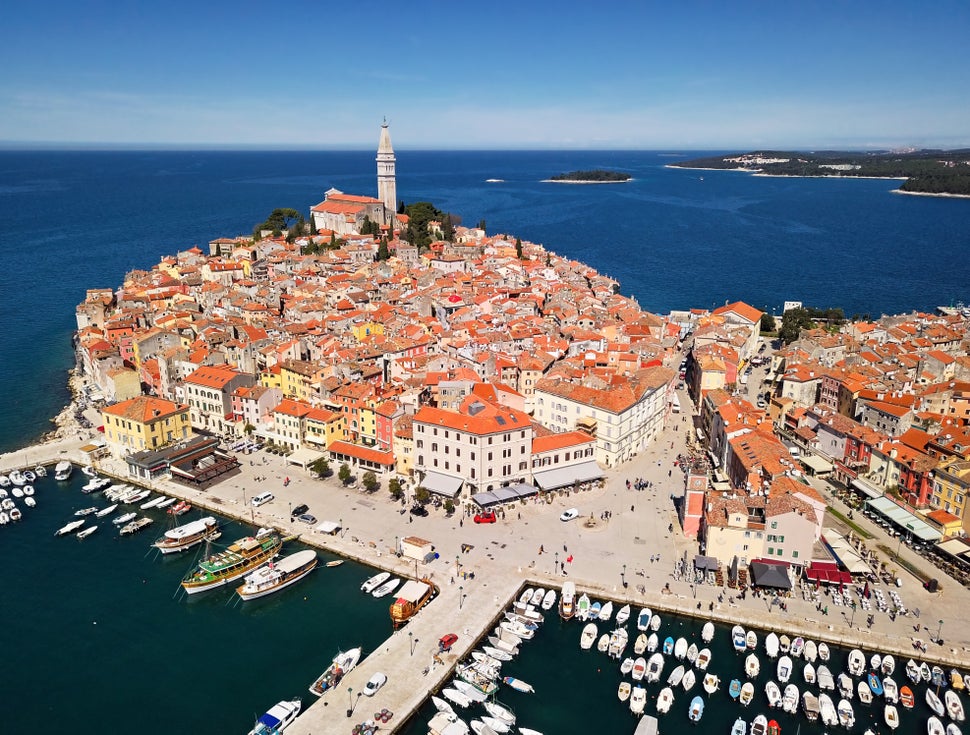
[310, 121, 397, 236]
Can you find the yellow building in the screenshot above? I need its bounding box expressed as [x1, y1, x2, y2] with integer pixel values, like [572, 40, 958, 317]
[101, 395, 191, 457]
[931, 457, 970, 534]
[351, 320, 384, 342]
[305, 407, 346, 449]
[279, 360, 318, 403]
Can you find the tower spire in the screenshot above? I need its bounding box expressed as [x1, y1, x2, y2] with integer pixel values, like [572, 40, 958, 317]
[376, 120, 396, 219]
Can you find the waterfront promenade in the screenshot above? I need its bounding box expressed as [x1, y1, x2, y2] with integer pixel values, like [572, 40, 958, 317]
[4, 402, 969, 733]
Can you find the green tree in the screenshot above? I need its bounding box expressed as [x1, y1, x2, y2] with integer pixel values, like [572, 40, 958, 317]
[779, 307, 814, 344]
[443, 498, 455, 515]
[388, 477, 403, 500]
[254, 208, 303, 238]
[441, 213, 454, 242]
[308, 457, 330, 478]
[414, 486, 430, 504]
[243, 423, 255, 436]
[362, 471, 379, 493]
[760, 313, 777, 334]
[477, 219, 487, 233]
[376, 236, 390, 261]
[515, 237, 523, 260]
[338, 463, 352, 485]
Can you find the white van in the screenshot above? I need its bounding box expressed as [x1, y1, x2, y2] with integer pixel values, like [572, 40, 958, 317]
[251, 491, 274, 507]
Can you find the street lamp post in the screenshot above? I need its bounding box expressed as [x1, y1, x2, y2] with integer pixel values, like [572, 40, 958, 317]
[409, 631, 414, 656]
[937, 619, 944, 644]
[456, 554, 461, 579]
[850, 601, 857, 628]
[340, 518, 345, 538]
[346, 687, 353, 718]
[555, 551, 559, 574]
[622, 563, 627, 587]
[459, 585, 464, 610]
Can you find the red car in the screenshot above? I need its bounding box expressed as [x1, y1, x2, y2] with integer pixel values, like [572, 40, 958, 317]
[473, 511, 497, 524]
[438, 633, 458, 652]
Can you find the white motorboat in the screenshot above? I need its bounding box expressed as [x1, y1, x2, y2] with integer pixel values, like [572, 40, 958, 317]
[817, 664, 835, 691]
[818, 641, 830, 661]
[928, 717, 947, 735]
[483, 701, 515, 726]
[55, 519, 86, 536]
[125, 489, 151, 504]
[765, 680, 781, 707]
[431, 695, 454, 715]
[779, 635, 791, 654]
[656, 686, 674, 714]
[308, 647, 361, 696]
[650, 613, 661, 631]
[696, 647, 712, 671]
[838, 698, 855, 728]
[112, 512, 137, 526]
[645, 653, 664, 683]
[580, 623, 597, 650]
[360, 571, 390, 592]
[701, 621, 715, 643]
[674, 637, 688, 660]
[0, 474, 9, 488]
[733, 626, 747, 652]
[746, 630, 758, 650]
[34, 465, 47, 477]
[576, 593, 590, 621]
[637, 607, 652, 631]
[629, 685, 647, 715]
[596, 634, 609, 653]
[882, 675, 898, 703]
[739, 681, 754, 706]
[23, 485, 35, 496]
[802, 692, 820, 721]
[608, 628, 629, 658]
[11, 487, 23, 498]
[782, 684, 799, 713]
[9, 507, 22, 522]
[745, 653, 760, 678]
[95, 504, 118, 518]
[442, 687, 471, 708]
[884, 703, 899, 730]
[703, 673, 720, 694]
[686, 642, 699, 665]
[882, 654, 895, 676]
[668, 664, 685, 687]
[838, 672, 854, 699]
[74, 506, 98, 517]
[483, 646, 511, 662]
[530, 587, 545, 606]
[247, 698, 301, 735]
[598, 600, 614, 622]
[501, 620, 534, 640]
[8, 470, 25, 486]
[481, 716, 509, 734]
[24, 496, 36, 508]
[848, 649, 866, 676]
[631, 656, 646, 681]
[141, 495, 167, 509]
[647, 633, 658, 653]
[81, 465, 97, 478]
[871, 653, 882, 672]
[819, 693, 838, 726]
[81, 476, 112, 493]
[731, 717, 747, 735]
[858, 679, 873, 704]
[519, 588, 534, 604]
[946, 721, 962, 735]
[541, 588, 556, 610]
[617, 681, 631, 702]
[790, 636, 804, 658]
[777, 655, 793, 683]
[77, 525, 98, 540]
[559, 581, 575, 620]
[620, 657, 634, 675]
[803, 639, 818, 662]
[946, 689, 965, 722]
[54, 461, 73, 481]
[681, 669, 696, 692]
[751, 714, 767, 735]
[927, 689, 945, 717]
[803, 662, 816, 684]
[0, 511, 9, 525]
[371, 577, 401, 598]
[634, 633, 648, 655]
[156, 496, 178, 509]
[615, 603, 630, 625]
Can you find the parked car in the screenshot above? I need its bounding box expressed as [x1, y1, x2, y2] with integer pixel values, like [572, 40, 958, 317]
[251, 491, 274, 507]
[296, 513, 317, 525]
[362, 672, 387, 696]
[438, 633, 458, 652]
[291, 503, 309, 518]
[410, 504, 429, 517]
[560, 508, 580, 522]
[474, 511, 497, 524]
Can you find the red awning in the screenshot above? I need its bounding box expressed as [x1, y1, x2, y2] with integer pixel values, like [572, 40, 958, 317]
[805, 563, 852, 584]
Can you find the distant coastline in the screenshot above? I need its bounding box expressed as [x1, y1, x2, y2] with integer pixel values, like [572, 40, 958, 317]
[893, 189, 970, 200]
[546, 169, 632, 184]
[541, 178, 632, 184]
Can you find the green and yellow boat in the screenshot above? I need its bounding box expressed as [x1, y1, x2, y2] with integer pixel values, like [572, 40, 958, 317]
[181, 529, 282, 594]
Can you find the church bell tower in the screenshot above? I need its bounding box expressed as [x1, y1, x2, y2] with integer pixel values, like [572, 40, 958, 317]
[376, 120, 397, 223]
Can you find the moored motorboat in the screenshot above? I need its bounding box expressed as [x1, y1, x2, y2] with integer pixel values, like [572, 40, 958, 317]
[803, 662, 816, 685]
[618, 681, 631, 702]
[95, 504, 117, 518]
[645, 653, 664, 683]
[740, 682, 754, 706]
[483, 701, 515, 726]
[247, 698, 301, 735]
[502, 676, 534, 694]
[688, 695, 704, 722]
[668, 664, 685, 687]
[953, 670, 966, 690]
[119, 516, 153, 535]
[483, 646, 512, 662]
[442, 687, 471, 709]
[647, 633, 658, 653]
[779, 635, 790, 654]
[838, 672, 853, 699]
[615, 603, 630, 625]
[629, 685, 647, 715]
[927, 689, 945, 717]
[153, 516, 220, 554]
[24, 496, 36, 508]
[791, 637, 804, 658]
[530, 587, 545, 607]
[817, 664, 835, 691]
[155, 496, 178, 509]
[686, 642, 699, 665]
[765, 632, 780, 659]
[674, 637, 688, 660]
[452, 679, 488, 703]
[848, 649, 866, 676]
[74, 506, 98, 516]
[867, 671, 883, 697]
[54, 461, 73, 481]
[656, 686, 674, 714]
[884, 703, 899, 730]
[598, 600, 614, 620]
[777, 656, 792, 684]
[838, 698, 855, 728]
[818, 642, 830, 661]
[802, 691, 820, 720]
[882, 675, 898, 703]
[765, 680, 781, 707]
[55, 519, 86, 536]
[681, 668, 696, 692]
[559, 581, 576, 620]
[309, 647, 362, 696]
[746, 630, 758, 650]
[729, 678, 742, 700]
[900, 685, 914, 709]
[76, 525, 98, 539]
[389, 579, 437, 628]
[782, 684, 799, 713]
[696, 647, 712, 671]
[701, 621, 715, 643]
[634, 633, 648, 655]
[361, 571, 391, 593]
[632, 656, 646, 681]
[882, 654, 895, 676]
[819, 693, 838, 726]
[662, 636, 674, 656]
[946, 689, 965, 722]
[703, 673, 720, 694]
[745, 653, 760, 678]
[580, 623, 597, 650]
[372, 577, 401, 598]
[597, 633, 609, 653]
[803, 639, 818, 662]
[858, 679, 873, 704]
[637, 607, 652, 631]
[928, 717, 947, 735]
[650, 613, 661, 631]
[576, 593, 590, 621]
[112, 511, 136, 525]
[733, 625, 747, 652]
[751, 714, 767, 735]
[541, 588, 556, 611]
[237, 549, 317, 601]
[608, 627, 629, 658]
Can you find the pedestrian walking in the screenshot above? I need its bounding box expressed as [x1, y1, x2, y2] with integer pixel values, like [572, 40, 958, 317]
[630, 504, 635, 512]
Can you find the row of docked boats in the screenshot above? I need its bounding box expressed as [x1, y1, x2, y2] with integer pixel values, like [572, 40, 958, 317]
[0, 466, 47, 488]
[359, 570, 438, 627]
[427, 586, 549, 735]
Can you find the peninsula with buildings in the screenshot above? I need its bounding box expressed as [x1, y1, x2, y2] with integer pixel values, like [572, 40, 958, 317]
[44, 122, 970, 732]
[671, 149, 970, 196]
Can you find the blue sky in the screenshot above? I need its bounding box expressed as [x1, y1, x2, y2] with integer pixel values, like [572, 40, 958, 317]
[2, 1, 968, 149]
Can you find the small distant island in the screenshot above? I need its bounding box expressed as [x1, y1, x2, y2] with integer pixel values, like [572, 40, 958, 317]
[546, 169, 632, 183]
[670, 149, 970, 197]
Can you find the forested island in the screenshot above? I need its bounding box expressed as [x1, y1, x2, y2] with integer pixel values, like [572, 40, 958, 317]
[547, 169, 632, 183]
[670, 149, 970, 196]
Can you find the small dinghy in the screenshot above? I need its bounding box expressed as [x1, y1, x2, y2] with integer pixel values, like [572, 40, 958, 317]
[696, 647, 712, 671]
[617, 682, 631, 702]
[596, 634, 609, 653]
[631, 657, 646, 681]
[701, 621, 715, 643]
[361, 572, 392, 593]
[650, 614, 661, 631]
[765, 680, 781, 707]
[745, 653, 761, 678]
[656, 686, 674, 714]
[682, 668, 696, 692]
[668, 664, 685, 687]
[674, 637, 688, 660]
[703, 674, 720, 694]
[858, 679, 873, 705]
[884, 703, 899, 730]
[740, 682, 755, 706]
[686, 642, 699, 665]
[615, 603, 630, 625]
[746, 630, 758, 650]
[731, 717, 747, 735]
[818, 641, 830, 661]
[647, 633, 658, 653]
[634, 633, 648, 655]
[803, 639, 818, 663]
[803, 662, 816, 685]
[620, 657, 634, 675]
[900, 685, 914, 709]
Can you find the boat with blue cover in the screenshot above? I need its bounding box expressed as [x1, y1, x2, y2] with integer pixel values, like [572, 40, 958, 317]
[868, 672, 883, 697]
[688, 695, 704, 722]
[247, 698, 301, 734]
[729, 679, 742, 699]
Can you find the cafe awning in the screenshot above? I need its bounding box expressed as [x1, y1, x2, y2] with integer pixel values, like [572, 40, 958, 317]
[532, 460, 603, 491]
[420, 470, 463, 498]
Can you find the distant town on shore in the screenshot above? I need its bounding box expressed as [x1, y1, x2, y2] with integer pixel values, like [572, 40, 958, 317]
[74, 124, 970, 575]
[671, 149, 970, 196]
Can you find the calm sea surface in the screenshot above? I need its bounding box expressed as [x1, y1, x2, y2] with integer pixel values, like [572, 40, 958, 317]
[1, 149, 968, 453]
[0, 150, 966, 733]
